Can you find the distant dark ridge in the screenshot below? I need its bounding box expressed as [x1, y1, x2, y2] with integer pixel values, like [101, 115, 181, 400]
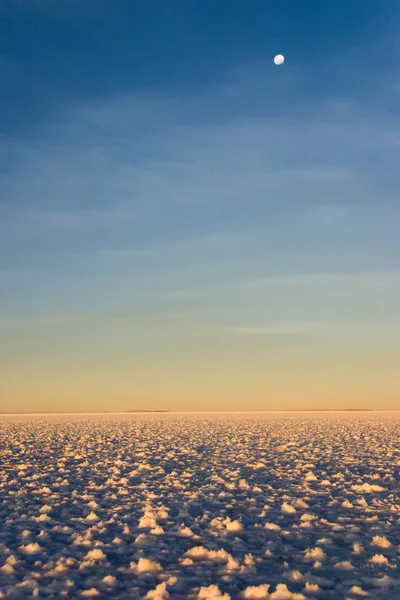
[0, 409, 383, 415]
[285, 409, 374, 412]
[125, 410, 170, 413]
[0, 410, 171, 414]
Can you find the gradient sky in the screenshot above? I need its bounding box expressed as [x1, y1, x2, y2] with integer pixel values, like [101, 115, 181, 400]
[1, 0, 400, 412]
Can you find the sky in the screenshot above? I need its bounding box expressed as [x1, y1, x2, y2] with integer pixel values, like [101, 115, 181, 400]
[1, 0, 400, 412]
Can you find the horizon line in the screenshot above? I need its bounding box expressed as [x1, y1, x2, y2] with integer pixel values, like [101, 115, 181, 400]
[2, 409, 397, 416]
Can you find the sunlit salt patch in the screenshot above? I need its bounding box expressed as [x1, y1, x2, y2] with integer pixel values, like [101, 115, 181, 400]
[109, 535, 124, 545]
[237, 554, 257, 577]
[225, 519, 243, 533]
[304, 547, 327, 561]
[33, 512, 51, 523]
[370, 553, 390, 565]
[18, 543, 42, 555]
[36, 486, 52, 495]
[85, 512, 99, 522]
[284, 570, 305, 584]
[320, 479, 332, 486]
[138, 514, 157, 529]
[179, 557, 194, 566]
[342, 499, 354, 508]
[269, 583, 306, 599]
[16, 463, 30, 471]
[72, 535, 93, 547]
[0, 563, 15, 574]
[239, 584, 270, 598]
[300, 513, 317, 521]
[299, 520, 312, 530]
[136, 533, 158, 547]
[355, 496, 368, 507]
[292, 499, 309, 509]
[84, 549, 106, 561]
[264, 522, 281, 531]
[150, 525, 165, 535]
[178, 525, 194, 537]
[198, 584, 231, 599]
[129, 557, 163, 574]
[15, 580, 39, 593]
[353, 542, 364, 554]
[238, 478, 250, 490]
[142, 506, 168, 520]
[185, 546, 233, 564]
[225, 555, 241, 571]
[352, 483, 385, 492]
[281, 502, 296, 515]
[252, 461, 267, 469]
[348, 585, 369, 596]
[371, 535, 392, 549]
[80, 588, 100, 597]
[333, 560, 354, 570]
[145, 582, 170, 599]
[302, 582, 321, 594]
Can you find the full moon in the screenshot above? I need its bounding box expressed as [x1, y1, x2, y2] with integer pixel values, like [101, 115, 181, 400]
[274, 54, 285, 65]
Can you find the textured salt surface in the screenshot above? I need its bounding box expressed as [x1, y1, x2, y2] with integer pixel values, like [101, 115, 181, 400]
[0, 413, 399, 599]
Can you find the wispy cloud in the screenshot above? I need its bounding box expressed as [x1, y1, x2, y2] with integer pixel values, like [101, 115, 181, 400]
[225, 317, 400, 347]
[247, 270, 400, 290]
[308, 205, 354, 219]
[1, 63, 400, 323]
[1, 94, 392, 279]
[228, 322, 331, 337]
[2, 75, 396, 228]
[289, 167, 353, 184]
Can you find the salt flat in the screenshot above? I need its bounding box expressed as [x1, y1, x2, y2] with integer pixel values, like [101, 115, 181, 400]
[0, 413, 399, 599]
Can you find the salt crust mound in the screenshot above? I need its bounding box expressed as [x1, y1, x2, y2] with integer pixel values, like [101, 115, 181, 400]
[0, 412, 399, 598]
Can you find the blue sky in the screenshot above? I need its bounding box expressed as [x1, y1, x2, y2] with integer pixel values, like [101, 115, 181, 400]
[1, 0, 400, 411]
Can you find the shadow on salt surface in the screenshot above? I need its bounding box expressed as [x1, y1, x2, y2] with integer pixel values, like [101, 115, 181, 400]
[0, 412, 399, 599]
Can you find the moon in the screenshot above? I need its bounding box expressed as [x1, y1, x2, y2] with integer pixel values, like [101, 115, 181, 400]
[274, 54, 285, 65]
